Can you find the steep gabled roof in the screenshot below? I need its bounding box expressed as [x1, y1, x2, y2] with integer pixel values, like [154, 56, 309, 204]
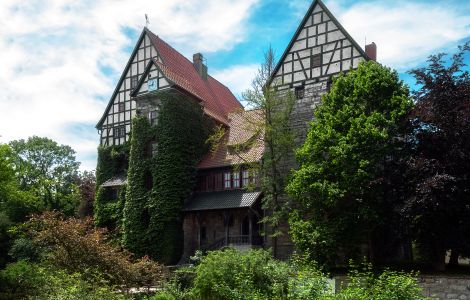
[146, 29, 243, 124]
[198, 109, 264, 169]
[96, 28, 243, 128]
[269, 0, 369, 84]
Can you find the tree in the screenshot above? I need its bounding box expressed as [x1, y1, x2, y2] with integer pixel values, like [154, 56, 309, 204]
[9, 136, 80, 215]
[0, 143, 37, 267]
[287, 61, 412, 267]
[25, 211, 163, 290]
[76, 171, 96, 218]
[403, 44, 470, 271]
[241, 47, 295, 257]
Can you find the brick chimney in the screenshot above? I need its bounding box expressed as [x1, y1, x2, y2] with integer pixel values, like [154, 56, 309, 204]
[365, 42, 377, 61]
[193, 53, 208, 80]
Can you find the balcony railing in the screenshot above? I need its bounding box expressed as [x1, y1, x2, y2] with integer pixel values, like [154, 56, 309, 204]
[204, 235, 263, 251]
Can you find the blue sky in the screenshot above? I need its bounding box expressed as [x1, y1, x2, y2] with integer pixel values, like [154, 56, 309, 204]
[0, 0, 469, 171]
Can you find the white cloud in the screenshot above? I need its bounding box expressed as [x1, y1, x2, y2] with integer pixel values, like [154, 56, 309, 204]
[325, 0, 470, 70]
[212, 64, 259, 100]
[0, 0, 258, 171]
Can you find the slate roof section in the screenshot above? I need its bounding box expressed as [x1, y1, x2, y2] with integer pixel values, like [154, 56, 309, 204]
[146, 30, 243, 124]
[101, 175, 127, 187]
[183, 190, 262, 212]
[198, 109, 264, 169]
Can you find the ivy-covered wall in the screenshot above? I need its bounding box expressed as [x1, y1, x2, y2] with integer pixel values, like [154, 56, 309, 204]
[148, 92, 212, 264]
[94, 143, 130, 229]
[122, 116, 154, 256]
[123, 91, 213, 263]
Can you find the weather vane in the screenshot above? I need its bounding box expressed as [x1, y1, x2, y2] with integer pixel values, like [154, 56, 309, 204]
[145, 14, 150, 28]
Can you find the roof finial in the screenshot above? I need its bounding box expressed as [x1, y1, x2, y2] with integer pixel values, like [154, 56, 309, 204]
[145, 14, 150, 28]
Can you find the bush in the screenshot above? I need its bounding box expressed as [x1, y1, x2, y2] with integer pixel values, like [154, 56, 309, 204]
[0, 260, 126, 300]
[335, 263, 426, 300]
[8, 237, 41, 262]
[190, 248, 331, 300]
[25, 211, 164, 289]
[150, 291, 177, 300]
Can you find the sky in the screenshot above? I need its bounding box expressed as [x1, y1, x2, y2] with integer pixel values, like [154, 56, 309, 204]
[0, 0, 469, 171]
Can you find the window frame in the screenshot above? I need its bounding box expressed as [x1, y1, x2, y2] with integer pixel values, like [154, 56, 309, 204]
[115, 125, 126, 138]
[312, 54, 322, 68]
[295, 85, 305, 99]
[224, 172, 232, 189]
[233, 171, 240, 188]
[130, 75, 138, 89]
[149, 110, 158, 126]
[242, 170, 249, 187]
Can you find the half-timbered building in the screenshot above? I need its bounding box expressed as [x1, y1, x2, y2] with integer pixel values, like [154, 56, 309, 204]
[96, 0, 375, 262]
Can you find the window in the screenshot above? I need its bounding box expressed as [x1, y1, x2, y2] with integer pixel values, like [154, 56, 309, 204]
[233, 171, 240, 188]
[118, 102, 125, 112]
[312, 54, 322, 68]
[224, 172, 231, 189]
[149, 110, 158, 126]
[130, 75, 138, 89]
[115, 126, 126, 138]
[242, 170, 249, 187]
[252, 170, 258, 185]
[295, 85, 305, 99]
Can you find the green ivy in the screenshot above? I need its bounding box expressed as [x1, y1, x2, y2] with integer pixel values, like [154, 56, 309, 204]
[94, 143, 130, 229]
[147, 92, 212, 264]
[122, 116, 154, 256]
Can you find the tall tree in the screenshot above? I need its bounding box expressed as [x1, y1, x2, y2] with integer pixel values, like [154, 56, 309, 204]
[8, 136, 80, 215]
[287, 61, 412, 267]
[404, 44, 470, 271]
[76, 171, 96, 218]
[241, 47, 295, 257]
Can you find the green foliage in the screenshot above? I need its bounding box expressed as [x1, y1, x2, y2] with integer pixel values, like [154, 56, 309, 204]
[0, 260, 127, 300]
[122, 116, 154, 256]
[0, 143, 37, 267]
[94, 143, 130, 228]
[189, 249, 332, 300]
[26, 211, 164, 289]
[287, 61, 413, 266]
[335, 263, 426, 300]
[96, 143, 130, 186]
[8, 237, 41, 262]
[148, 92, 212, 264]
[191, 248, 290, 300]
[242, 47, 296, 254]
[150, 291, 177, 300]
[8, 136, 81, 215]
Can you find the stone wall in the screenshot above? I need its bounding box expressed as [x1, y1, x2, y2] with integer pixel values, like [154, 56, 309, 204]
[334, 275, 470, 300]
[418, 275, 470, 300]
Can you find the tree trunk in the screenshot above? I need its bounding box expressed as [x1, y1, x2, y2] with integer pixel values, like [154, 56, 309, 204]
[449, 249, 459, 267]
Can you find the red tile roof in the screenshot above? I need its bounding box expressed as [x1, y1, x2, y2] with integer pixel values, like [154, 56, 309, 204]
[146, 29, 243, 124]
[198, 109, 264, 169]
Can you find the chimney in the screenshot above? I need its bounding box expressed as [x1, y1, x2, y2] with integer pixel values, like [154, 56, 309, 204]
[193, 53, 208, 80]
[365, 42, 377, 61]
